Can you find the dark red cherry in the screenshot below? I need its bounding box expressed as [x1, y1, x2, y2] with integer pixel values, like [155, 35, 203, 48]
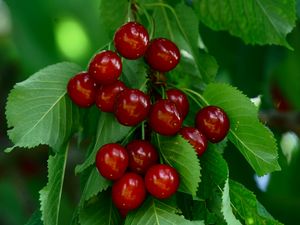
[114, 89, 151, 126]
[145, 164, 179, 199]
[195, 106, 230, 143]
[145, 38, 180, 72]
[67, 72, 96, 107]
[95, 80, 126, 112]
[112, 172, 146, 210]
[179, 127, 208, 156]
[126, 140, 158, 174]
[95, 143, 128, 180]
[148, 99, 182, 136]
[167, 89, 189, 119]
[114, 22, 149, 59]
[88, 50, 122, 85]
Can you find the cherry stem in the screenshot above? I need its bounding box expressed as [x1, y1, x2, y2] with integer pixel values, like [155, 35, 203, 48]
[137, 4, 155, 39]
[141, 121, 145, 140]
[181, 88, 209, 106]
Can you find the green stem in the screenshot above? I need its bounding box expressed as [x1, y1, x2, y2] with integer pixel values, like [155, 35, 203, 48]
[181, 88, 209, 106]
[141, 121, 145, 140]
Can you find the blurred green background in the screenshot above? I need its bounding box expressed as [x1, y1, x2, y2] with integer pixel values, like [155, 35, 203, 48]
[0, 0, 300, 224]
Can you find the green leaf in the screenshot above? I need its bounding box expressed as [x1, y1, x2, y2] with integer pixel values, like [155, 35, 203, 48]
[25, 210, 42, 225]
[5, 62, 81, 152]
[125, 197, 204, 225]
[229, 180, 283, 225]
[79, 190, 121, 225]
[193, 0, 296, 49]
[39, 145, 69, 225]
[158, 135, 201, 196]
[221, 179, 242, 225]
[99, 0, 129, 38]
[122, 59, 147, 90]
[79, 167, 111, 206]
[174, 3, 218, 83]
[75, 112, 131, 174]
[202, 83, 280, 176]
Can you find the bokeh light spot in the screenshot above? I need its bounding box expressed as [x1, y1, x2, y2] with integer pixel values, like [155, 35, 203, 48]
[55, 17, 90, 61]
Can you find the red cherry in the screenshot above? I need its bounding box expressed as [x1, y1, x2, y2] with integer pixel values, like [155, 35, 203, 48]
[114, 89, 151, 126]
[145, 38, 180, 72]
[67, 72, 96, 107]
[148, 99, 182, 136]
[167, 89, 189, 119]
[95, 143, 128, 180]
[95, 80, 126, 112]
[114, 22, 149, 59]
[145, 164, 179, 199]
[195, 106, 230, 143]
[179, 127, 208, 156]
[88, 50, 122, 85]
[126, 140, 158, 174]
[112, 172, 146, 210]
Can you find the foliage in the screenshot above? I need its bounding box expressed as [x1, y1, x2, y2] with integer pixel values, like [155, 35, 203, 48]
[4, 0, 297, 224]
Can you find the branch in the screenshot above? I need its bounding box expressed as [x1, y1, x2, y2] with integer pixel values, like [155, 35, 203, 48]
[259, 110, 300, 137]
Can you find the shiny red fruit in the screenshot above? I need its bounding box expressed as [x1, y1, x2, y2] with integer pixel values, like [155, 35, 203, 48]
[67, 72, 96, 107]
[95, 80, 126, 112]
[145, 164, 179, 199]
[126, 140, 158, 174]
[112, 172, 146, 210]
[148, 99, 182, 136]
[179, 127, 208, 156]
[145, 38, 180, 72]
[114, 89, 151, 126]
[88, 50, 122, 85]
[114, 22, 149, 59]
[195, 106, 230, 143]
[95, 143, 128, 180]
[167, 89, 189, 119]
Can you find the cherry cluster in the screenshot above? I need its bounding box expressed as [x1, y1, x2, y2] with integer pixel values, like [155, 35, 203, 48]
[66, 21, 230, 215]
[95, 140, 178, 216]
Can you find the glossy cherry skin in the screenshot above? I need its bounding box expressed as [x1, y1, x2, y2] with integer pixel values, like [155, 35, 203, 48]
[195, 106, 230, 143]
[95, 143, 128, 180]
[114, 89, 151, 126]
[88, 50, 122, 85]
[114, 22, 149, 59]
[145, 164, 179, 199]
[67, 72, 96, 107]
[148, 99, 182, 136]
[167, 89, 189, 119]
[112, 172, 146, 210]
[126, 140, 159, 174]
[145, 38, 180, 72]
[95, 80, 126, 112]
[179, 127, 208, 156]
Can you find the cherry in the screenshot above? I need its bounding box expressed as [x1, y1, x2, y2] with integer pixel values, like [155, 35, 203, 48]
[126, 140, 158, 174]
[195, 106, 230, 143]
[148, 99, 182, 136]
[145, 164, 179, 199]
[67, 72, 96, 108]
[179, 127, 208, 156]
[112, 172, 146, 210]
[95, 80, 126, 112]
[145, 38, 180, 72]
[167, 89, 189, 119]
[88, 50, 122, 85]
[95, 143, 128, 180]
[114, 22, 149, 59]
[114, 89, 151, 126]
